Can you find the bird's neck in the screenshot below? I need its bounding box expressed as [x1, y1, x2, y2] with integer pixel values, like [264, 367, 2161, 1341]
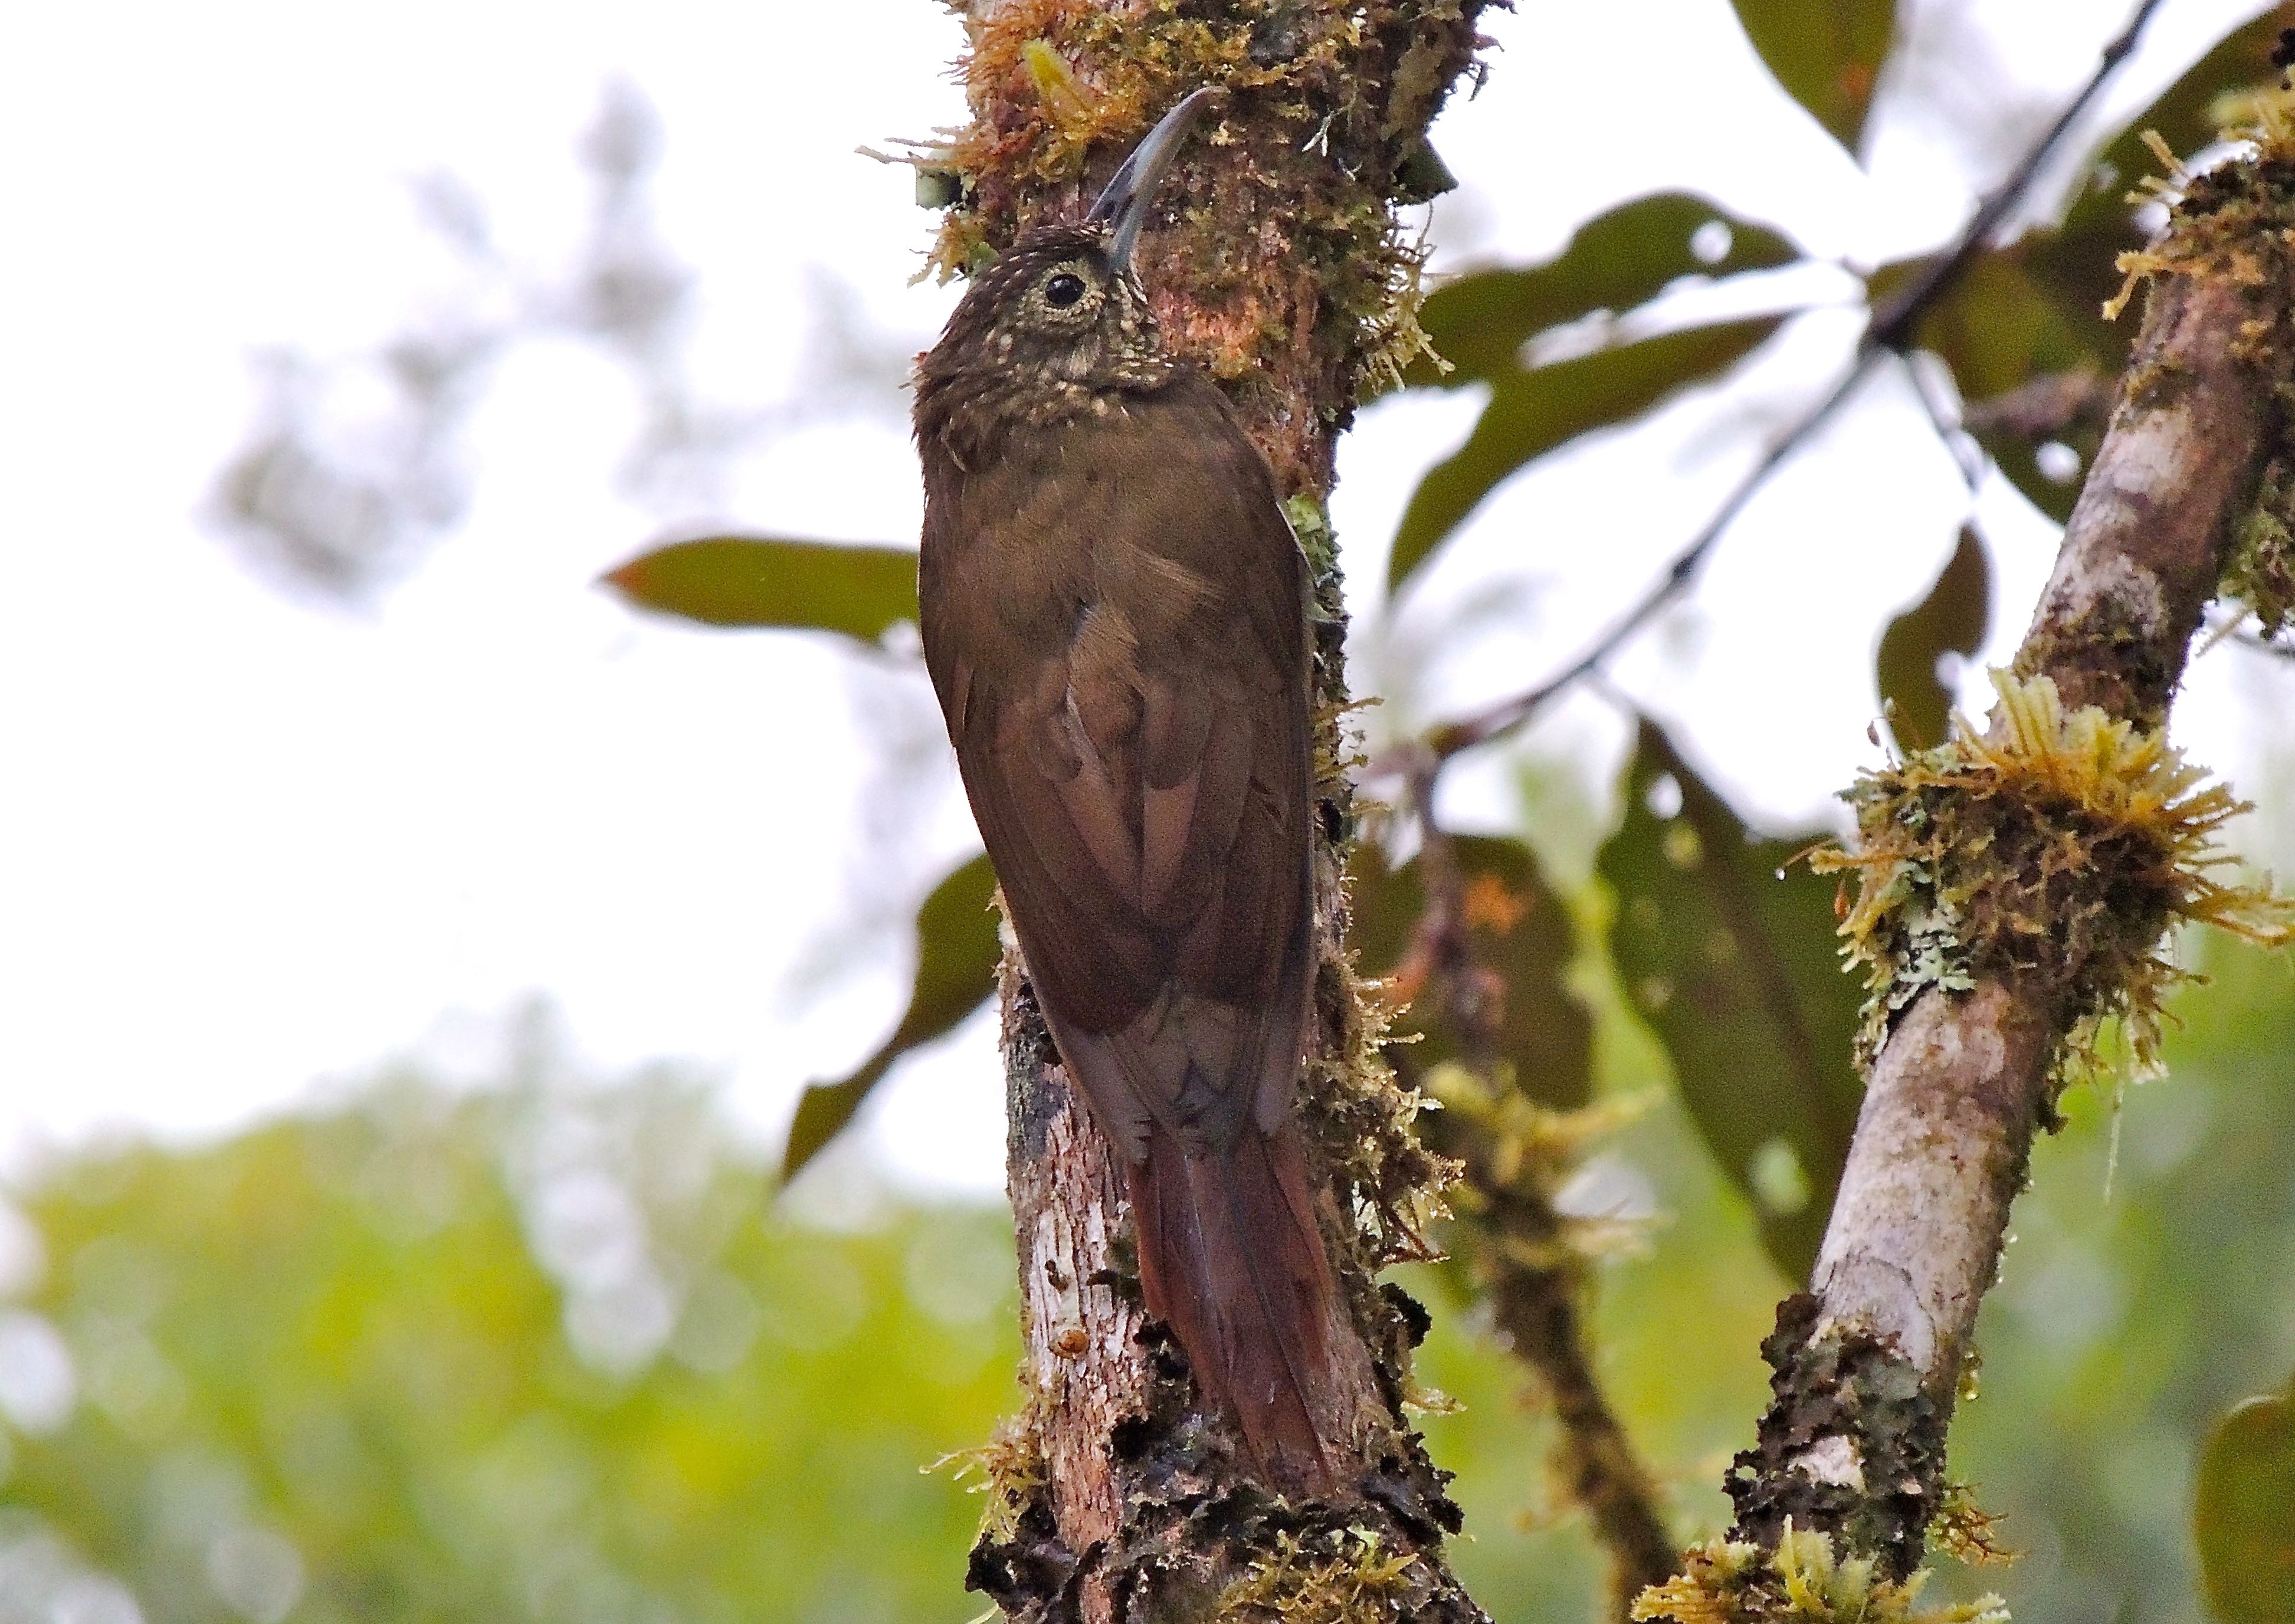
[916, 362, 1173, 474]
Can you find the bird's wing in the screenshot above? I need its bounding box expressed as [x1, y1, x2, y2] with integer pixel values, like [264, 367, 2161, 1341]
[919, 381, 1314, 1158]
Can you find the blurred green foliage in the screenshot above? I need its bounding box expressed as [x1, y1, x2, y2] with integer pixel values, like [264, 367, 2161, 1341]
[1387, 317, 1784, 594]
[1598, 720, 1864, 1282]
[1728, 0, 1895, 152]
[2196, 1377, 2295, 1622]
[2, 924, 2289, 1621]
[0, 1045, 1021, 1624]
[1349, 832, 1596, 1110]
[1404, 193, 1798, 391]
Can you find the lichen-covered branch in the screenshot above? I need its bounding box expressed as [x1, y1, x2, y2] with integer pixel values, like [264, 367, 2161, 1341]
[923, 5, 1497, 1622]
[1678, 143, 2295, 1603]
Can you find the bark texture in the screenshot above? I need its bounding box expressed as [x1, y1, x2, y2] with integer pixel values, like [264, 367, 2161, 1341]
[930, 4, 1496, 1620]
[1724, 163, 2295, 1580]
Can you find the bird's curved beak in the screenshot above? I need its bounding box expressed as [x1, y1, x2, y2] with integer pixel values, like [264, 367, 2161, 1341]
[1084, 87, 1221, 267]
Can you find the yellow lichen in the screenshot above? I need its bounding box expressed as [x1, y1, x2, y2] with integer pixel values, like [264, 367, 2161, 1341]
[1631, 1527, 2008, 1624]
[1815, 671, 2291, 1083]
[1213, 1527, 1421, 1623]
[1020, 37, 1104, 133]
[2103, 96, 2295, 322]
[928, 1400, 1047, 1544]
[1423, 1065, 1653, 1265]
[1929, 1482, 2016, 1569]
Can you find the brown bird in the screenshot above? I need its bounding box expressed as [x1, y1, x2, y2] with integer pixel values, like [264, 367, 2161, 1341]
[913, 89, 1339, 1488]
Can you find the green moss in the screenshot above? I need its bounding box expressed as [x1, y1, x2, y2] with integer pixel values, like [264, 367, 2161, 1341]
[914, 0, 1458, 405]
[1213, 1526, 1422, 1623]
[1631, 1528, 2007, 1624]
[1814, 672, 2290, 1087]
[1929, 1481, 2014, 1570]
[2227, 457, 2295, 637]
[930, 1399, 1047, 1544]
[1286, 490, 1337, 575]
[1305, 952, 1454, 1280]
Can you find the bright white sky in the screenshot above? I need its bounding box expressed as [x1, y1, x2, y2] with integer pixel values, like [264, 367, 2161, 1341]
[4, 0, 2285, 1198]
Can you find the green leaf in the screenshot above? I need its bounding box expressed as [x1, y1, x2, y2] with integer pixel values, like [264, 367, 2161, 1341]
[602, 536, 918, 640]
[2195, 1380, 2295, 1623]
[1729, 0, 1896, 155]
[1897, 250, 2105, 401]
[782, 853, 1001, 1180]
[1349, 834, 1595, 1108]
[1389, 318, 1782, 593]
[1596, 720, 1865, 1281]
[0, 1072, 1030, 1623]
[1412, 193, 1799, 388]
[1876, 526, 1991, 749]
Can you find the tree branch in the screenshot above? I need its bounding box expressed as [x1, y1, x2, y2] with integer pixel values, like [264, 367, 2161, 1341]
[1714, 143, 2295, 1585]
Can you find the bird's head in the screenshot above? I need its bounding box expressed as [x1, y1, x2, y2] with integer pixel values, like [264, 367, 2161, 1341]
[919, 88, 1219, 408]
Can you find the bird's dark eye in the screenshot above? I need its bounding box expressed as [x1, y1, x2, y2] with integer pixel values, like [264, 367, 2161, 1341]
[1044, 271, 1087, 309]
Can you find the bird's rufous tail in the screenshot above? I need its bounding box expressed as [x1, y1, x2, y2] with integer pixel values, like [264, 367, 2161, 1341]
[1126, 1123, 1339, 1491]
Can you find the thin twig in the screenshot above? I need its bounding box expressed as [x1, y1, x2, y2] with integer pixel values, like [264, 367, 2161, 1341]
[1863, 0, 2171, 352]
[2237, 625, 2295, 658]
[1958, 364, 2114, 440]
[1418, 0, 2168, 770]
[1901, 355, 1987, 491]
[1424, 362, 1874, 760]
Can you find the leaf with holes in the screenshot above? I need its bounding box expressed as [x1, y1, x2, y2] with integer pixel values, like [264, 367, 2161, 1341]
[2195, 1380, 2295, 1623]
[1729, 0, 1896, 155]
[1876, 526, 1991, 749]
[782, 854, 1001, 1181]
[1408, 193, 1799, 389]
[1389, 318, 1781, 593]
[603, 536, 918, 641]
[1349, 834, 1594, 1109]
[1596, 720, 1865, 1281]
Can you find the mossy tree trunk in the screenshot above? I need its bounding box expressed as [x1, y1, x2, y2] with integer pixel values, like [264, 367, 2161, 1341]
[926, 4, 1497, 1622]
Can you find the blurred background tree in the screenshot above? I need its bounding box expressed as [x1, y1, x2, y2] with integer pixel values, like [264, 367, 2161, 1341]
[7, 1, 2295, 1620]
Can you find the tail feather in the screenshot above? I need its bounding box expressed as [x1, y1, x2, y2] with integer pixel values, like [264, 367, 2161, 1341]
[1128, 1124, 1339, 1490]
